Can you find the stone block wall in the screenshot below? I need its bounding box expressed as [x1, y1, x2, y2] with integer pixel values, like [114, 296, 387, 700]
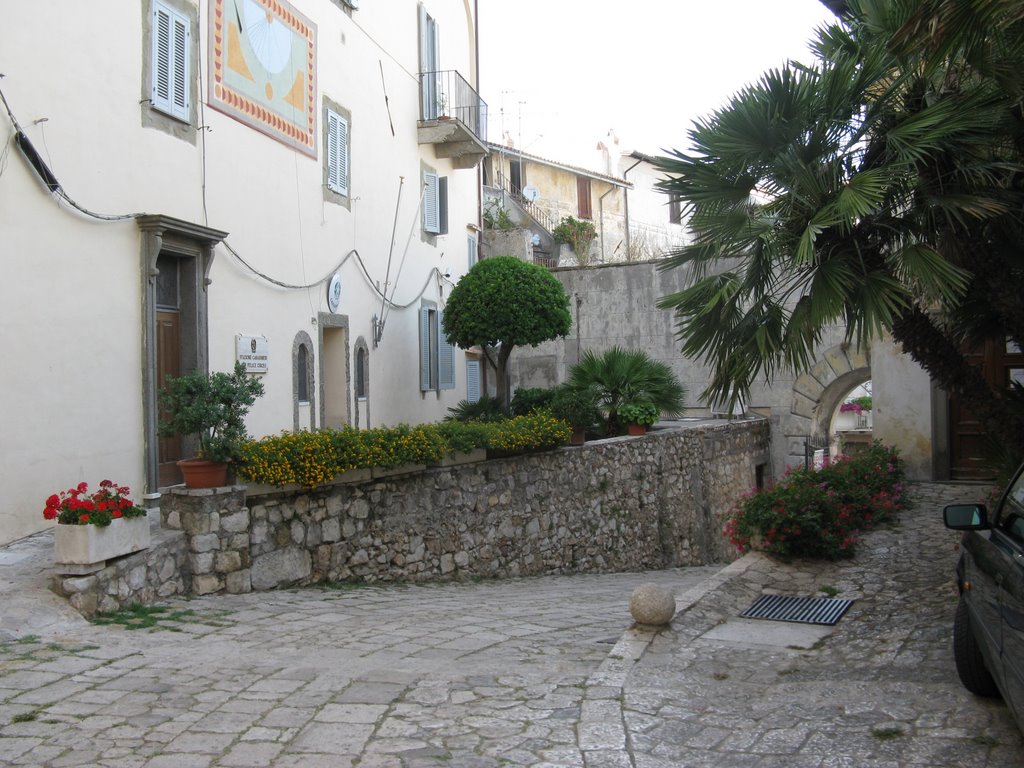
[52, 522, 190, 617]
[52, 420, 769, 612]
[175, 419, 769, 592]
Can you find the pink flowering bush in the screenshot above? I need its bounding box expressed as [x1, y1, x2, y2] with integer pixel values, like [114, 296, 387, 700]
[42, 481, 146, 527]
[724, 442, 906, 560]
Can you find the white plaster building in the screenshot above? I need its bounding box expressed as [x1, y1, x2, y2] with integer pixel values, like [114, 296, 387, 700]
[0, 0, 487, 545]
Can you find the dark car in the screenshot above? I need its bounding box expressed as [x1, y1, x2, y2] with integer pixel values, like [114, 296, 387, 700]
[944, 463, 1024, 732]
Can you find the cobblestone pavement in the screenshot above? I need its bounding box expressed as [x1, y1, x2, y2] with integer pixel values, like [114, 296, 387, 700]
[627, 482, 1024, 767]
[0, 482, 1021, 767]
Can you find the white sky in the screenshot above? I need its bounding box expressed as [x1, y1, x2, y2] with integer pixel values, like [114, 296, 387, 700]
[477, 0, 836, 170]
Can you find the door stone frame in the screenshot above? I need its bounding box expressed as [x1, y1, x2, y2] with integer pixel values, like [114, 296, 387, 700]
[138, 214, 228, 495]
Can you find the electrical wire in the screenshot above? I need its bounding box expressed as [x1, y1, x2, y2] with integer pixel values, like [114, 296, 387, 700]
[221, 241, 451, 310]
[0, 81, 139, 222]
[1, 79, 453, 311]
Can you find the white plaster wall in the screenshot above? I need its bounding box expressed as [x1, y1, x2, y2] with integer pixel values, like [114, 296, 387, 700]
[617, 156, 688, 260]
[0, 0, 481, 544]
[870, 335, 935, 480]
[509, 261, 880, 480]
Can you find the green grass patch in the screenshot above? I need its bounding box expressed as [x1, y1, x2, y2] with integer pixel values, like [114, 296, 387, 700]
[91, 604, 233, 631]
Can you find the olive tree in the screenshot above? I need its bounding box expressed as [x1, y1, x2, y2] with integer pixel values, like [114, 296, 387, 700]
[443, 256, 572, 411]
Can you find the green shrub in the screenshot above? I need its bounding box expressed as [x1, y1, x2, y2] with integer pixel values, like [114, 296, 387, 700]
[510, 387, 556, 416]
[548, 385, 601, 431]
[619, 401, 659, 426]
[238, 415, 571, 489]
[724, 443, 907, 560]
[434, 421, 494, 453]
[568, 347, 685, 433]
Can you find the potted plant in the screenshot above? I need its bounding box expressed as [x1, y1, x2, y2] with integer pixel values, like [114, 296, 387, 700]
[619, 401, 659, 436]
[158, 362, 265, 488]
[549, 385, 601, 445]
[44, 480, 149, 574]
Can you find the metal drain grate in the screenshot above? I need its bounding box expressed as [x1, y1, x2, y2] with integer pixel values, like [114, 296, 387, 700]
[741, 595, 853, 626]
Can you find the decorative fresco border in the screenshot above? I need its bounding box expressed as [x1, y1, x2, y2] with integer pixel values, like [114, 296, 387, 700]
[209, 0, 317, 157]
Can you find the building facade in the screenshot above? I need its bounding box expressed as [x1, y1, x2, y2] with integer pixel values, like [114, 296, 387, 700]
[0, 0, 487, 544]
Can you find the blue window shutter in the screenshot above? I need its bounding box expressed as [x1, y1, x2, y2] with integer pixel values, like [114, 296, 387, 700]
[419, 307, 432, 391]
[438, 311, 455, 390]
[423, 171, 440, 233]
[152, 1, 190, 121]
[326, 109, 349, 196]
[438, 177, 449, 235]
[466, 360, 480, 403]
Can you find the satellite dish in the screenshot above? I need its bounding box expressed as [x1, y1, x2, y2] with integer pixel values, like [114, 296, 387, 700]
[522, 186, 539, 202]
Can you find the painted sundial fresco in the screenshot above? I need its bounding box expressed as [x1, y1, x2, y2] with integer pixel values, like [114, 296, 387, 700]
[210, 0, 317, 156]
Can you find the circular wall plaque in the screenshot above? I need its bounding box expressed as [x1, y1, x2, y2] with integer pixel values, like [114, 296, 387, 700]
[327, 273, 342, 312]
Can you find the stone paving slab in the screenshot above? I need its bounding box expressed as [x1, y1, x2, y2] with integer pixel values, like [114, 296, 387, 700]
[0, 482, 1021, 766]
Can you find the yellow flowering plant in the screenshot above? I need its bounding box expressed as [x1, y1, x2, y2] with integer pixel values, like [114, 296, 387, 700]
[237, 415, 571, 489]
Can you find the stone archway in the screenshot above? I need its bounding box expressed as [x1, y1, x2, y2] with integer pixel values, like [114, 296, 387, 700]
[784, 343, 871, 469]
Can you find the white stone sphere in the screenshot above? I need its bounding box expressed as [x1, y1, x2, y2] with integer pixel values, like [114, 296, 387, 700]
[629, 583, 676, 626]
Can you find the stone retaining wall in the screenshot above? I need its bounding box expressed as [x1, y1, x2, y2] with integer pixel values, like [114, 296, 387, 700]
[52, 522, 190, 617]
[54, 419, 769, 613]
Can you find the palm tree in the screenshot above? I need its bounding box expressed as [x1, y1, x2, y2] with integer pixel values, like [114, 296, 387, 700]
[655, 0, 1024, 462]
[568, 347, 685, 432]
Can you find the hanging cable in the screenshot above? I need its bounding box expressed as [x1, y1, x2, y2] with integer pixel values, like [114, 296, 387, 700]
[0, 80, 139, 221]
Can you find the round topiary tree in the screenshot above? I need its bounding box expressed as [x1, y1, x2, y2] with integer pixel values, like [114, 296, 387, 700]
[443, 256, 572, 411]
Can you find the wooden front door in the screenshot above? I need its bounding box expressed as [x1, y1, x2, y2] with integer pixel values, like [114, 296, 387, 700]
[950, 338, 1024, 479]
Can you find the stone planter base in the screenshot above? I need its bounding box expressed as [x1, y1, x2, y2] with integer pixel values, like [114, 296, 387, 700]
[372, 463, 426, 479]
[428, 449, 487, 467]
[244, 468, 373, 498]
[54, 517, 151, 575]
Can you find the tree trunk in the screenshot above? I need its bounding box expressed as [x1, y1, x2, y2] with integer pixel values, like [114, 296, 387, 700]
[494, 344, 515, 413]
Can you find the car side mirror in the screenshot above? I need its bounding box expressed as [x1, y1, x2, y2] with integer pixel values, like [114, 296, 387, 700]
[944, 503, 989, 530]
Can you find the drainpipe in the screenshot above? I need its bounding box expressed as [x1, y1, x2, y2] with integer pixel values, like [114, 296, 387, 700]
[474, 0, 483, 260]
[622, 157, 643, 260]
[598, 185, 615, 263]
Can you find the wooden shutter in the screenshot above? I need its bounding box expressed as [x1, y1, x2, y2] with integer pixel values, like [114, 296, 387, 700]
[438, 311, 455, 390]
[577, 177, 592, 219]
[466, 360, 481, 403]
[327, 109, 349, 196]
[423, 171, 440, 234]
[152, 1, 189, 121]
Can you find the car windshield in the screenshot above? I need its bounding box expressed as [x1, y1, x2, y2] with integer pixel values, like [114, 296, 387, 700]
[1000, 466, 1024, 542]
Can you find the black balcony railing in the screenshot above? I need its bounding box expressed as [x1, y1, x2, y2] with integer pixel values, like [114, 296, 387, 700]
[419, 70, 488, 140]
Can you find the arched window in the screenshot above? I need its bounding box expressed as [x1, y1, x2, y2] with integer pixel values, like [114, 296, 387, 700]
[292, 331, 316, 431]
[353, 337, 370, 428]
[355, 346, 368, 399]
[297, 345, 310, 402]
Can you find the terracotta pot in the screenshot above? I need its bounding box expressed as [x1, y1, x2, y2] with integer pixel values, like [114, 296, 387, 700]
[177, 458, 229, 489]
[570, 428, 587, 446]
[627, 423, 647, 436]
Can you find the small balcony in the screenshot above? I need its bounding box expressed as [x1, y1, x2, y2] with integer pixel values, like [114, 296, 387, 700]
[418, 70, 489, 169]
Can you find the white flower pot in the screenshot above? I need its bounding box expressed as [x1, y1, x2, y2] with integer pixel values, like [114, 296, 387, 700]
[54, 516, 151, 575]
